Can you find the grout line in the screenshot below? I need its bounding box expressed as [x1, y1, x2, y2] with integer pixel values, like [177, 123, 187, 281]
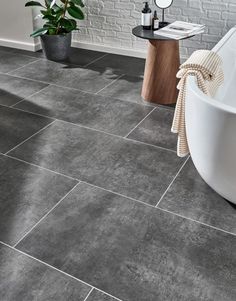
[60, 119, 177, 154]
[0, 70, 151, 109]
[1, 152, 236, 239]
[7, 56, 84, 74]
[0, 70, 154, 108]
[157, 207, 236, 237]
[83, 288, 94, 301]
[51, 83, 104, 96]
[6, 78, 150, 109]
[3, 150, 156, 211]
[0, 103, 49, 118]
[125, 137, 177, 153]
[48, 83, 150, 108]
[81, 181, 234, 239]
[0, 71, 53, 86]
[34, 56, 119, 70]
[3, 153, 78, 181]
[4, 120, 56, 155]
[6, 58, 42, 75]
[52, 83, 106, 95]
[95, 74, 124, 95]
[124, 107, 156, 138]
[11, 84, 50, 108]
[2, 151, 154, 212]
[80, 181, 156, 209]
[6, 54, 121, 92]
[13, 182, 80, 248]
[84, 53, 108, 68]
[1, 102, 177, 154]
[3, 104, 114, 135]
[2, 70, 95, 96]
[0, 241, 123, 301]
[155, 156, 190, 207]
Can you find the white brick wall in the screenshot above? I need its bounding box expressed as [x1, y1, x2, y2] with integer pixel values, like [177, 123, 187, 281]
[74, 0, 236, 59]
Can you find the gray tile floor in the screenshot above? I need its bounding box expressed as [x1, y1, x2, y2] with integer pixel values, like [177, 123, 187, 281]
[0, 46, 235, 301]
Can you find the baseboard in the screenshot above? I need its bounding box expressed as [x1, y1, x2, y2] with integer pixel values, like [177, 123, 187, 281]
[71, 40, 147, 58]
[0, 38, 41, 52]
[0, 37, 147, 58]
[0, 37, 187, 63]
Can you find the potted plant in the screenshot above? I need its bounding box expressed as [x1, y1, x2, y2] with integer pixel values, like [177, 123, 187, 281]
[25, 0, 85, 61]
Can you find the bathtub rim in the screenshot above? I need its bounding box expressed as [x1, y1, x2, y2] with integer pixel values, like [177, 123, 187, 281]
[187, 26, 236, 115]
[212, 26, 236, 53]
[187, 77, 236, 115]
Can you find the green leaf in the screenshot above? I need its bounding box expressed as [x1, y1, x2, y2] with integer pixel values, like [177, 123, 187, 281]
[41, 8, 52, 14]
[42, 14, 57, 20]
[70, 0, 84, 7]
[25, 1, 44, 7]
[67, 6, 84, 19]
[30, 27, 48, 37]
[59, 18, 77, 32]
[53, 5, 63, 14]
[68, 19, 77, 27]
[59, 18, 71, 26]
[44, 22, 57, 28]
[48, 28, 57, 35]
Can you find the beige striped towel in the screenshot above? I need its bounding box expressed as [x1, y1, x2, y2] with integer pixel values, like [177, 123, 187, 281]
[171, 50, 224, 157]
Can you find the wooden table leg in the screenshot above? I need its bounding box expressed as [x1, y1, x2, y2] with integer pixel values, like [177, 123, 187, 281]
[141, 40, 180, 105]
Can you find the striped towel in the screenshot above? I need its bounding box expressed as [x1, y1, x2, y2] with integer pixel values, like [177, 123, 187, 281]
[171, 50, 224, 157]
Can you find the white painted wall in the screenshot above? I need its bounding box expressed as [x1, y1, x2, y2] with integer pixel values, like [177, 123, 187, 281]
[0, 0, 39, 51]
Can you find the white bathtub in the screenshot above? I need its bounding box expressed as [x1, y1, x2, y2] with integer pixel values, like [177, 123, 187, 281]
[186, 27, 236, 204]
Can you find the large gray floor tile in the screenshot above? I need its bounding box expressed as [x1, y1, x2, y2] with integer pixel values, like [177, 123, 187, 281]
[0, 243, 91, 301]
[88, 54, 145, 76]
[15, 85, 152, 136]
[158, 159, 236, 234]
[0, 50, 38, 73]
[64, 48, 106, 66]
[87, 290, 117, 301]
[0, 74, 48, 106]
[0, 106, 53, 153]
[0, 46, 44, 58]
[17, 183, 236, 301]
[0, 46, 106, 65]
[0, 155, 77, 245]
[10, 59, 119, 93]
[127, 108, 177, 151]
[9, 120, 183, 205]
[98, 75, 146, 105]
[0, 46, 19, 53]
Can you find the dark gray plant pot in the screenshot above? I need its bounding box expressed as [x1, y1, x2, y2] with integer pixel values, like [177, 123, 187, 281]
[40, 32, 72, 61]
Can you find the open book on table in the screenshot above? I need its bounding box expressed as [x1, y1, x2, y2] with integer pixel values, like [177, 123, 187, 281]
[154, 21, 205, 40]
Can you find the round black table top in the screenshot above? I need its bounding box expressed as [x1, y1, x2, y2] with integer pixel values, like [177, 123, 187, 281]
[132, 25, 193, 41]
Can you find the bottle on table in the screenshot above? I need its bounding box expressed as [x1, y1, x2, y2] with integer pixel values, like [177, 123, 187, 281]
[152, 10, 159, 31]
[141, 2, 152, 30]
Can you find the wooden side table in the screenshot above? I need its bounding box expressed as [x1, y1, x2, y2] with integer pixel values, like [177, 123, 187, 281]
[132, 26, 181, 105]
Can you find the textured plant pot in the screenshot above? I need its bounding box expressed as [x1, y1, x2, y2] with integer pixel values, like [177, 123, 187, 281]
[40, 32, 72, 61]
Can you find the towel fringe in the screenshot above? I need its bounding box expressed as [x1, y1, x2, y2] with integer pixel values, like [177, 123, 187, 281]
[172, 50, 224, 157]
